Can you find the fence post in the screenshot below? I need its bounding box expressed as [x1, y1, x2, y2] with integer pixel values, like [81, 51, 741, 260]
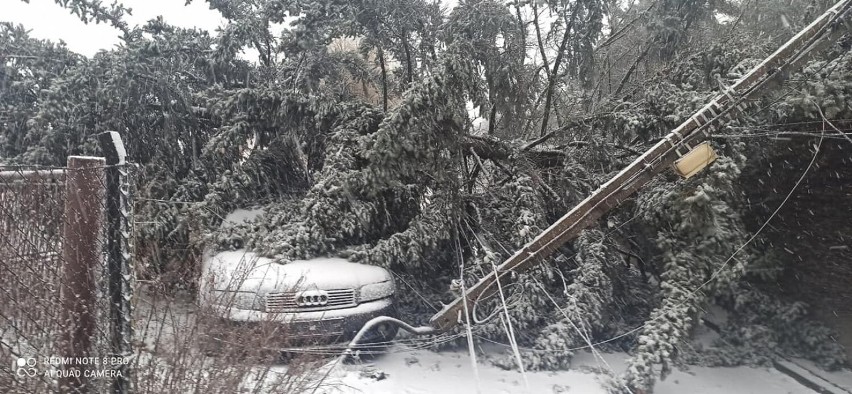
[60, 156, 105, 393]
[98, 131, 132, 394]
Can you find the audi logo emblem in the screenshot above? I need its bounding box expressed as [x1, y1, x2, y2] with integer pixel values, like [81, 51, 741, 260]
[296, 290, 329, 306]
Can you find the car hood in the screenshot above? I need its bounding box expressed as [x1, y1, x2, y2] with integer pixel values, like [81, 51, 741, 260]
[202, 251, 391, 294]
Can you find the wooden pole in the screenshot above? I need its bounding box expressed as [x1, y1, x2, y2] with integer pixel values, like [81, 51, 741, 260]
[59, 156, 105, 393]
[429, 0, 852, 331]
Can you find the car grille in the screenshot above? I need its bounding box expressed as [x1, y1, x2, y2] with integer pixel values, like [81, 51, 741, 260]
[265, 289, 356, 312]
[288, 318, 345, 337]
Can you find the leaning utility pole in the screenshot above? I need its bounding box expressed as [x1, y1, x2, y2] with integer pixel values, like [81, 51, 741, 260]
[429, 0, 852, 331]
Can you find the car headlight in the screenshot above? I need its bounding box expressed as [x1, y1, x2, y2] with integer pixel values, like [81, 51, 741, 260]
[360, 280, 394, 303]
[212, 290, 264, 311]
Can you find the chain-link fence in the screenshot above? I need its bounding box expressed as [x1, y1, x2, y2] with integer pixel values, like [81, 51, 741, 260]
[0, 166, 67, 393]
[0, 133, 338, 394]
[0, 149, 134, 393]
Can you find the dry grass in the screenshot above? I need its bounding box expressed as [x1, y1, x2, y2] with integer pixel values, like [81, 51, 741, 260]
[130, 252, 343, 394]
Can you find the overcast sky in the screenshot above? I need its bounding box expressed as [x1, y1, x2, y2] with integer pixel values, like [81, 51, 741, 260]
[3, 0, 226, 57]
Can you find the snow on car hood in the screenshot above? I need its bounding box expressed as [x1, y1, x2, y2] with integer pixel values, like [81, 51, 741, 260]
[202, 250, 391, 294]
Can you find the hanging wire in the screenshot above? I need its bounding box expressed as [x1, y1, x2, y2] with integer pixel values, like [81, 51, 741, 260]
[491, 259, 529, 390]
[455, 224, 483, 394]
[532, 277, 633, 392]
[482, 114, 827, 354]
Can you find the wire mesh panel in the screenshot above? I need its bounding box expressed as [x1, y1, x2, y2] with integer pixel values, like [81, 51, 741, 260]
[0, 162, 123, 393]
[0, 166, 68, 392]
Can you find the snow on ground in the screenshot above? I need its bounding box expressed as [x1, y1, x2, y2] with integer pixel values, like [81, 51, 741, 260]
[325, 346, 599, 394]
[315, 345, 821, 394]
[222, 207, 265, 226]
[133, 277, 852, 394]
[779, 358, 852, 394]
[183, 209, 850, 394]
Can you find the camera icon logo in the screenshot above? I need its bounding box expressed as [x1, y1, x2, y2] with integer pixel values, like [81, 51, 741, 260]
[15, 358, 37, 377]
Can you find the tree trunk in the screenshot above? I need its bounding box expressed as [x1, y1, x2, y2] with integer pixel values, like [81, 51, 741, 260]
[402, 32, 414, 87]
[378, 46, 388, 111]
[539, 21, 574, 137]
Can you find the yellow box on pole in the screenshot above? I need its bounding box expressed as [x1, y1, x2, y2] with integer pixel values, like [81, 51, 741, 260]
[673, 142, 718, 179]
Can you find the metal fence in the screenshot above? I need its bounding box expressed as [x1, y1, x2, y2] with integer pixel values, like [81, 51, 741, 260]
[0, 133, 332, 394]
[0, 134, 134, 393]
[0, 167, 67, 393]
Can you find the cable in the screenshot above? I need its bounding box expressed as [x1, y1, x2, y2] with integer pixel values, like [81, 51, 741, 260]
[392, 272, 440, 312]
[456, 229, 483, 394]
[492, 260, 529, 390]
[530, 276, 632, 393]
[427, 42, 841, 358]
[197, 330, 468, 356]
[565, 118, 826, 351]
[464, 5, 850, 323]
[714, 130, 852, 139]
[467, 120, 826, 354]
[726, 118, 852, 128]
[814, 101, 852, 145]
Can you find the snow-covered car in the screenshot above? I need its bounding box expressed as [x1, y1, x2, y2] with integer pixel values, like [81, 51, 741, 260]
[199, 251, 399, 344]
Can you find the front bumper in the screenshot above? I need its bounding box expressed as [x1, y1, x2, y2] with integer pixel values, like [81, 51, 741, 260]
[208, 297, 396, 342]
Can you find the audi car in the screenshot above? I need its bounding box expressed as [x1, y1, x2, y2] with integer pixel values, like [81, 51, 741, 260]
[199, 251, 399, 344]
